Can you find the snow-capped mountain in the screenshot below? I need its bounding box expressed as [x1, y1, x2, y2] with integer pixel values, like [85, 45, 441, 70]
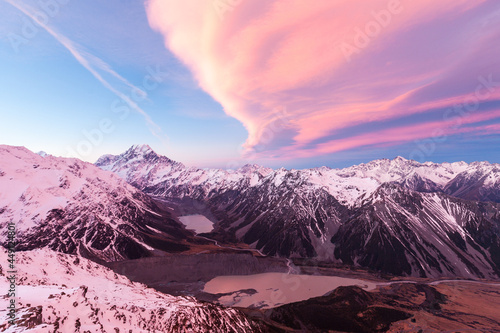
[333, 183, 500, 279]
[444, 162, 500, 203]
[0, 247, 264, 332]
[0, 145, 193, 262]
[97, 145, 274, 202]
[96, 145, 500, 278]
[97, 145, 499, 206]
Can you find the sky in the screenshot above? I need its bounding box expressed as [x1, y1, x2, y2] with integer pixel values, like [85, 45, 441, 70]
[0, 0, 499, 169]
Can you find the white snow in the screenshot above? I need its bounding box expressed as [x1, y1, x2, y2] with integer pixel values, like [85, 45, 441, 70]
[95, 148, 499, 208]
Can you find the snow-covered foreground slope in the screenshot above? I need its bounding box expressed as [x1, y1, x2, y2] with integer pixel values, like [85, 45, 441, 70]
[96, 145, 500, 279]
[0, 145, 193, 262]
[0, 248, 264, 332]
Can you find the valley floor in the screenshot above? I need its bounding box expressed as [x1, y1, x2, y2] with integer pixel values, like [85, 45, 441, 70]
[104, 249, 500, 332]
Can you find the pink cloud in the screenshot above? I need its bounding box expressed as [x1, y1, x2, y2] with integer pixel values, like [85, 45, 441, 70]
[146, 0, 498, 160]
[277, 108, 500, 159]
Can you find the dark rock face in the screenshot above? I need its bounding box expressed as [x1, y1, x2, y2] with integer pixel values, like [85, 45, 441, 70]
[14, 195, 192, 262]
[263, 286, 412, 332]
[205, 183, 348, 258]
[332, 184, 500, 278]
[396, 173, 442, 193]
[444, 166, 500, 203]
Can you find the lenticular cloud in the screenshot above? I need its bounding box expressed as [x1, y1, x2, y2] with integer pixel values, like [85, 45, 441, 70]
[146, 0, 500, 160]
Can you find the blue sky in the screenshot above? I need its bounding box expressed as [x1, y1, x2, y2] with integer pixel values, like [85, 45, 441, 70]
[0, 0, 248, 167]
[0, 0, 499, 169]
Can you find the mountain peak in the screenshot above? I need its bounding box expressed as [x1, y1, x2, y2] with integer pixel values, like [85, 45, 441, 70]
[238, 163, 274, 177]
[122, 144, 159, 161]
[393, 156, 409, 162]
[129, 144, 154, 154]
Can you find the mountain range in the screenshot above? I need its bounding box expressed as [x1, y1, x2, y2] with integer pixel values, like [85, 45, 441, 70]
[96, 144, 500, 279]
[2, 143, 500, 279]
[2, 143, 500, 331]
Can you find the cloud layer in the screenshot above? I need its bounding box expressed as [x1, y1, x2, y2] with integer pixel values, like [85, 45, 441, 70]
[146, 0, 500, 161]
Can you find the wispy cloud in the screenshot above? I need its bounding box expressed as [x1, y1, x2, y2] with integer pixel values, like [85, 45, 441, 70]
[4, 0, 166, 141]
[278, 108, 500, 160]
[146, 0, 499, 161]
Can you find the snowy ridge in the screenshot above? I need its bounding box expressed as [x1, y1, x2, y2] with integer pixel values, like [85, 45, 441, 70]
[96, 145, 278, 201]
[96, 146, 498, 207]
[0, 145, 192, 262]
[0, 248, 263, 332]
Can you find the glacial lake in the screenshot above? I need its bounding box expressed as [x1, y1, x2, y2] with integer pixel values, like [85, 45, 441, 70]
[179, 214, 214, 234]
[203, 272, 378, 308]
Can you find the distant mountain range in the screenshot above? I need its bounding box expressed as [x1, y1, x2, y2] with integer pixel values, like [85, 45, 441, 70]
[96, 144, 500, 279]
[1, 144, 499, 280]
